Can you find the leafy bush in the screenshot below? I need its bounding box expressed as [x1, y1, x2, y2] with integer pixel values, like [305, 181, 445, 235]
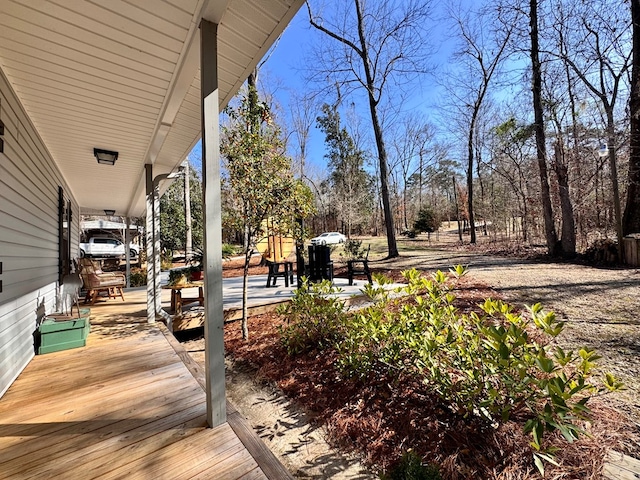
[161, 250, 173, 270]
[128, 268, 147, 287]
[277, 279, 347, 355]
[413, 206, 440, 233]
[161, 257, 173, 271]
[340, 238, 368, 261]
[279, 266, 623, 474]
[168, 267, 190, 286]
[222, 243, 237, 258]
[381, 451, 441, 480]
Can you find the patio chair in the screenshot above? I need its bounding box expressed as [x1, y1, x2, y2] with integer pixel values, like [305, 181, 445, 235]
[306, 245, 334, 283]
[347, 244, 372, 285]
[78, 258, 126, 305]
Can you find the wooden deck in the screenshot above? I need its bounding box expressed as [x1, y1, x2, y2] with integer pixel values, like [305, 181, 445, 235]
[0, 289, 292, 480]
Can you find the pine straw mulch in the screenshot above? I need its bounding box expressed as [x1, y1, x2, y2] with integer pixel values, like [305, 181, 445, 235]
[223, 273, 631, 479]
[221, 255, 269, 277]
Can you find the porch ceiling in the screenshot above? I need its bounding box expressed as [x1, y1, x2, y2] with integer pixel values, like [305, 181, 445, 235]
[0, 0, 303, 217]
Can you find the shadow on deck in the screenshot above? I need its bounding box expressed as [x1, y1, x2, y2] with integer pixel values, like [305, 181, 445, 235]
[0, 289, 292, 480]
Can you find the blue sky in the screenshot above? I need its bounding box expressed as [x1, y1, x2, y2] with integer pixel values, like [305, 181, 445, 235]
[190, 2, 458, 176]
[259, 5, 452, 176]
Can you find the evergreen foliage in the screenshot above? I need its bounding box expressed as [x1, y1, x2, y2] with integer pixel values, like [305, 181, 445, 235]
[317, 103, 374, 235]
[413, 206, 440, 233]
[159, 161, 203, 254]
[221, 84, 314, 339]
[279, 267, 624, 474]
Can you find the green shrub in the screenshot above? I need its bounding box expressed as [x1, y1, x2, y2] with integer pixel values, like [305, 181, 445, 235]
[381, 451, 441, 480]
[161, 250, 173, 270]
[290, 266, 623, 474]
[128, 268, 147, 287]
[340, 238, 367, 261]
[413, 205, 440, 233]
[222, 243, 238, 258]
[168, 267, 190, 286]
[277, 279, 347, 355]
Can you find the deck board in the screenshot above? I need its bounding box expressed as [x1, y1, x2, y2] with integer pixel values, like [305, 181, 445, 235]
[0, 293, 291, 480]
[604, 451, 640, 480]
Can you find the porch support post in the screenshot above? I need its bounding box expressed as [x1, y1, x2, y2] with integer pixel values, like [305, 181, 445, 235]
[154, 188, 162, 317]
[145, 164, 156, 324]
[200, 19, 226, 428]
[125, 216, 131, 288]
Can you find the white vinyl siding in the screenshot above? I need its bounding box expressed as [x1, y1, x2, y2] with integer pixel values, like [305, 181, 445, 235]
[0, 68, 79, 397]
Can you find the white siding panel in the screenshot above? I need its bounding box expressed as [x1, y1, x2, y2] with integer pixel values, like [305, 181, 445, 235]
[11, 77, 163, 115]
[96, 0, 191, 41]
[0, 344, 36, 398]
[165, 0, 199, 14]
[1, 56, 167, 103]
[1, 77, 66, 197]
[0, 68, 79, 398]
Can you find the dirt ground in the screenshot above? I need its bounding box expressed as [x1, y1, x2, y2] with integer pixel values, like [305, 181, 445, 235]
[180, 233, 640, 478]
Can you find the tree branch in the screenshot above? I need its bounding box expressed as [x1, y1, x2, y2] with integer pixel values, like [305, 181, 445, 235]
[306, 2, 363, 59]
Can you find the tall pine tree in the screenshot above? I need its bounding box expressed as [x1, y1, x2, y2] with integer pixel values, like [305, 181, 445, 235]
[317, 103, 374, 236]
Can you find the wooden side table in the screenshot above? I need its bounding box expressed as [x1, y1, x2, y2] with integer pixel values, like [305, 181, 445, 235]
[164, 281, 204, 319]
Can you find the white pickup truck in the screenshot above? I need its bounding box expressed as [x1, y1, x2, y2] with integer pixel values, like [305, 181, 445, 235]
[79, 236, 140, 262]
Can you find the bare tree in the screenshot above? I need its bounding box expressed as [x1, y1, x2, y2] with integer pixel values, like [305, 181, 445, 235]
[289, 91, 316, 180]
[624, 0, 640, 235]
[487, 117, 537, 242]
[530, 0, 559, 255]
[389, 114, 434, 230]
[445, 3, 516, 244]
[306, 0, 432, 258]
[546, 0, 631, 259]
[543, 60, 577, 256]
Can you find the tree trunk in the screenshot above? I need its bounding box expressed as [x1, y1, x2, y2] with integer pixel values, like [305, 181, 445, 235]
[606, 113, 624, 262]
[354, 0, 398, 258]
[467, 117, 477, 244]
[624, 0, 640, 235]
[467, 124, 476, 244]
[241, 248, 252, 340]
[453, 176, 463, 242]
[553, 142, 576, 257]
[530, 0, 558, 255]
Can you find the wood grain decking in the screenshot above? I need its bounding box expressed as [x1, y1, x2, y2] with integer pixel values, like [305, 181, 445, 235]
[0, 290, 292, 480]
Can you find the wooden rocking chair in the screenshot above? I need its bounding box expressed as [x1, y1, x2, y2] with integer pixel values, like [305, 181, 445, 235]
[78, 258, 126, 305]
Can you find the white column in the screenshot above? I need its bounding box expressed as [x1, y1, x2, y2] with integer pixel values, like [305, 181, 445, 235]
[154, 183, 162, 316]
[125, 217, 131, 288]
[200, 19, 226, 428]
[184, 161, 193, 262]
[145, 164, 156, 323]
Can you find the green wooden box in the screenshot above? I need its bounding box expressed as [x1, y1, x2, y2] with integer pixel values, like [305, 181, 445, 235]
[37, 308, 91, 354]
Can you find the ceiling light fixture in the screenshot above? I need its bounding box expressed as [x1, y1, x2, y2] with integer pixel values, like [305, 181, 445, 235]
[94, 148, 118, 165]
[104, 209, 115, 216]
